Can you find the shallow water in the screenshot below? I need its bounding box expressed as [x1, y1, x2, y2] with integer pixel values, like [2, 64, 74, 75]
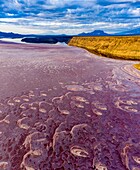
[0, 42, 139, 170]
[0, 38, 25, 44]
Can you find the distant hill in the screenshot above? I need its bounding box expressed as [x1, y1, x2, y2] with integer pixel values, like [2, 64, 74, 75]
[78, 30, 110, 36]
[78, 28, 140, 36]
[21, 36, 73, 44]
[0, 31, 24, 38]
[0, 31, 36, 38]
[115, 27, 140, 36]
[0, 31, 73, 44]
[0, 28, 139, 44]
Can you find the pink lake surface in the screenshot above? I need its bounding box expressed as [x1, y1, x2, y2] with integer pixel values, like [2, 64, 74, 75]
[0, 41, 139, 170]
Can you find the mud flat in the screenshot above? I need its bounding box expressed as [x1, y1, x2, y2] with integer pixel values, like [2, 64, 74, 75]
[0, 42, 140, 170]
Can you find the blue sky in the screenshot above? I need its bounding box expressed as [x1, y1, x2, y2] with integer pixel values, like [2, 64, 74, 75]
[0, 0, 140, 34]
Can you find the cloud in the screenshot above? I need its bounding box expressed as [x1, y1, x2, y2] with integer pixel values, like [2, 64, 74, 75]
[129, 8, 140, 16]
[109, 0, 139, 2]
[0, 22, 51, 34]
[0, 0, 139, 34]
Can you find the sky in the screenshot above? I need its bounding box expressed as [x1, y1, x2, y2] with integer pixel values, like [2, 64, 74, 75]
[0, 0, 140, 35]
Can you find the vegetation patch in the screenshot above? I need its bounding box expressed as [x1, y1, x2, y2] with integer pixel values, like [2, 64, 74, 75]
[68, 36, 140, 60]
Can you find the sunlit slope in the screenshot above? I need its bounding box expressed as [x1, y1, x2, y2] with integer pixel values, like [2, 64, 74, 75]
[68, 36, 140, 60]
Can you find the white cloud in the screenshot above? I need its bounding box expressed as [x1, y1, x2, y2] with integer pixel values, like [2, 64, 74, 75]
[6, 13, 16, 16]
[4, 0, 22, 9]
[0, 18, 19, 22]
[0, 0, 139, 34]
[45, 0, 96, 8]
[109, 0, 140, 2]
[0, 14, 136, 35]
[129, 8, 140, 16]
[0, 23, 50, 34]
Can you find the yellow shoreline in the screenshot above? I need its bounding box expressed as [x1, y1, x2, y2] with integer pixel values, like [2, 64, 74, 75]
[134, 63, 140, 70]
[68, 36, 140, 60]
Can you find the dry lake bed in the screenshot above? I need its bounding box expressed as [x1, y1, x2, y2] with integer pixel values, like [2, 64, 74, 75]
[0, 41, 140, 170]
